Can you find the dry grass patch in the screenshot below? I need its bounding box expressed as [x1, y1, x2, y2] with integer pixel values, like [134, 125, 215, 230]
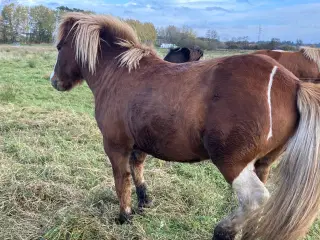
[0, 45, 319, 240]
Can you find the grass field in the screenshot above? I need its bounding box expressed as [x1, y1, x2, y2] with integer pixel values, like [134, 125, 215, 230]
[0, 44, 319, 240]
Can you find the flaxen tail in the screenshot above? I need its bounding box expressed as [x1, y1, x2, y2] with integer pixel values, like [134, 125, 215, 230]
[241, 82, 320, 240]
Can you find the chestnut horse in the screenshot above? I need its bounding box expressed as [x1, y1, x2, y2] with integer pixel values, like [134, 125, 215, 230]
[253, 47, 320, 82]
[50, 13, 320, 240]
[163, 45, 204, 63]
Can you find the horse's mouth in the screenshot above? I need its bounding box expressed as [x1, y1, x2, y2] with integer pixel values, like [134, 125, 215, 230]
[51, 79, 83, 92]
[51, 79, 67, 91]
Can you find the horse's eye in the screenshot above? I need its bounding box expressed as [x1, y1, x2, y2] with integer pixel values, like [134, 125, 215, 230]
[57, 45, 61, 51]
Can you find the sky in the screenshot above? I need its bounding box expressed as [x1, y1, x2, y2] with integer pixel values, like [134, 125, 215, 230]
[5, 0, 320, 43]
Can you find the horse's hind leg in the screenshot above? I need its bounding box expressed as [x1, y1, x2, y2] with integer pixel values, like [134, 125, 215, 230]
[214, 148, 283, 239]
[254, 146, 284, 183]
[204, 128, 270, 240]
[130, 149, 153, 210]
[213, 161, 270, 240]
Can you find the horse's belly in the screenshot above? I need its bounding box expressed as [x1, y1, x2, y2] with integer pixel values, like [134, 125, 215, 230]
[135, 143, 209, 162]
[132, 126, 209, 162]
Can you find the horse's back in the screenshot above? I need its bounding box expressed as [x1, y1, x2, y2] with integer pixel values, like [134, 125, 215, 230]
[280, 51, 319, 79]
[253, 50, 282, 61]
[253, 50, 320, 79]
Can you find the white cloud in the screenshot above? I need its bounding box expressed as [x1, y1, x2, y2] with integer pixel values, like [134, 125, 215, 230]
[8, 0, 320, 43]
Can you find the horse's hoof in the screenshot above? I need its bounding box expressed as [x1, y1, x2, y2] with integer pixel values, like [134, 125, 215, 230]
[138, 196, 153, 209]
[115, 212, 133, 225]
[212, 225, 236, 240]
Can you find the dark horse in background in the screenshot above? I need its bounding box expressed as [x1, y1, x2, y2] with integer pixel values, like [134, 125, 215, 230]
[50, 13, 320, 240]
[253, 47, 320, 82]
[163, 45, 204, 63]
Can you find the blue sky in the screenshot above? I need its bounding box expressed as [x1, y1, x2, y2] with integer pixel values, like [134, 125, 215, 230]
[13, 0, 320, 43]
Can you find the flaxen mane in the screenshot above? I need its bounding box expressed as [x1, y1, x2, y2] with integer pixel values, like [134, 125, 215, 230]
[116, 40, 156, 72]
[300, 46, 320, 71]
[55, 12, 156, 73]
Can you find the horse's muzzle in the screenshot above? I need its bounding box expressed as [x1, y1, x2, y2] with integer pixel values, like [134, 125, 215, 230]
[51, 79, 67, 91]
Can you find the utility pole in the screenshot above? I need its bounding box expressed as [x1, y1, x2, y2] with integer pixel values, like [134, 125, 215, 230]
[258, 24, 262, 42]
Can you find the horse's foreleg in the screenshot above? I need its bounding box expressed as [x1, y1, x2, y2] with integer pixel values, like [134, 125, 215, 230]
[213, 161, 270, 240]
[104, 138, 132, 224]
[130, 149, 153, 210]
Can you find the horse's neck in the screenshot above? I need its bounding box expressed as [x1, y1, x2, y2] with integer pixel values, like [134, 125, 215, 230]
[83, 47, 122, 92]
[85, 49, 161, 96]
[85, 66, 119, 94]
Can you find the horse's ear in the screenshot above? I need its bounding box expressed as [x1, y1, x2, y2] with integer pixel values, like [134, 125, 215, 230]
[180, 47, 191, 60]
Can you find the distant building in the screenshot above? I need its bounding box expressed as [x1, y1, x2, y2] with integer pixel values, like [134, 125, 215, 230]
[160, 43, 178, 49]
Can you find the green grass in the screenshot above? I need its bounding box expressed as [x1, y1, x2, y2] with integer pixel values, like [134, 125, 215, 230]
[0, 44, 319, 240]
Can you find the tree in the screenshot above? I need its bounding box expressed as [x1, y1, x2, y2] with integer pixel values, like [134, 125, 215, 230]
[0, 15, 3, 42]
[181, 25, 197, 39]
[225, 36, 249, 49]
[55, 6, 94, 21]
[205, 29, 220, 50]
[125, 19, 157, 44]
[0, 4, 29, 43]
[177, 25, 196, 47]
[12, 5, 28, 42]
[56, 6, 93, 13]
[156, 27, 165, 38]
[296, 39, 303, 47]
[206, 29, 219, 41]
[143, 22, 157, 44]
[164, 25, 180, 44]
[1, 3, 15, 43]
[29, 5, 55, 43]
[269, 38, 281, 49]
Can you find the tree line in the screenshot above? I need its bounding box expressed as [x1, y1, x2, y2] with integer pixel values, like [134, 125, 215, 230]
[157, 26, 222, 50]
[1, 3, 318, 50]
[0, 4, 157, 44]
[157, 26, 316, 51]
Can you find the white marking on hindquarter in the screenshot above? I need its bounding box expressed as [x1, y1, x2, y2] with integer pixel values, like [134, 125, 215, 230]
[267, 66, 278, 140]
[232, 160, 270, 211]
